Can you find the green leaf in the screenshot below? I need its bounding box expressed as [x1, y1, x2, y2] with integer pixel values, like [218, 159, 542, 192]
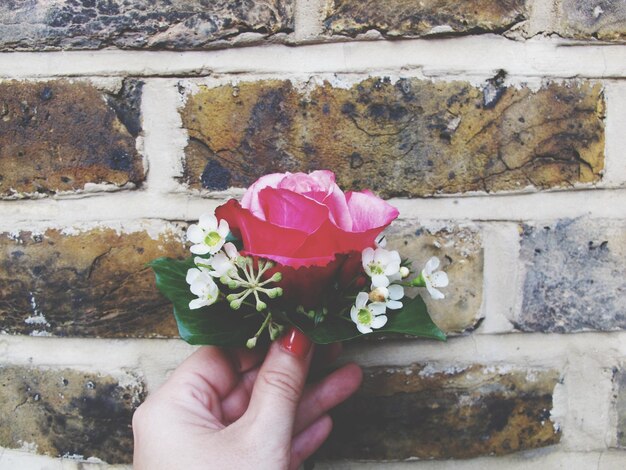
[382, 295, 446, 341]
[149, 257, 259, 346]
[149, 257, 445, 347]
[288, 295, 446, 344]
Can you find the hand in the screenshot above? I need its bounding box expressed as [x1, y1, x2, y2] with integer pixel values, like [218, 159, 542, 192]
[132, 328, 362, 470]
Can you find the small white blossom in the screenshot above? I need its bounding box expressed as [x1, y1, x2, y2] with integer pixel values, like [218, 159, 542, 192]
[186, 268, 219, 309]
[375, 234, 387, 248]
[206, 242, 239, 277]
[399, 266, 410, 278]
[422, 257, 449, 300]
[362, 247, 401, 288]
[187, 214, 229, 255]
[350, 292, 387, 334]
[369, 284, 404, 310]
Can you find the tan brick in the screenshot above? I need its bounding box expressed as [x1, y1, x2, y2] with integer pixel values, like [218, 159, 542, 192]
[0, 79, 144, 198]
[323, 0, 527, 37]
[0, 225, 186, 338]
[181, 77, 604, 197]
[386, 222, 483, 333]
[560, 0, 626, 41]
[0, 1, 293, 50]
[321, 363, 560, 460]
[0, 365, 143, 463]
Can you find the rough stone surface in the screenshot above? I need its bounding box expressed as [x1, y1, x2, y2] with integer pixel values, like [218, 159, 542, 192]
[0, 79, 144, 199]
[320, 363, 560, 460]
[618, 369, 626, 448]
[0, 225, 186, 338]
[518, 219, 626, 332]
[561, 0, 626, 41]
[181, 77, 604, 197]
[323, 0, 527, 37]
[0, 365, 143, 463]
[385, 222, 483, 333]
[0, 0, 294, 50]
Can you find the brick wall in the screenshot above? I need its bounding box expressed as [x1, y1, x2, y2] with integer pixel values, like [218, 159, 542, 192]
[1, 1, 626, 468]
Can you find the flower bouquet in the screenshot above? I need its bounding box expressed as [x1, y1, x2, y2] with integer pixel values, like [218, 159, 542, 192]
[150, 171, 448, 347]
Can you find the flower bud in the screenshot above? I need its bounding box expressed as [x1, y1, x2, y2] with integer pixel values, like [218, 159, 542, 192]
[369, 286, 388, 303]
[400, 266, 410, 278]
[269, 272, 282, 283]
[268, 322, 284, 341]
[256, 300, 267, 312]
[226, 293, 238, 302]
[246, 337, 257, 349]
[230, 299, 242, 310]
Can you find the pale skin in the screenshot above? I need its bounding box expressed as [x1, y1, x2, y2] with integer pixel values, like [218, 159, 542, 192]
[132, 335, 362, 470]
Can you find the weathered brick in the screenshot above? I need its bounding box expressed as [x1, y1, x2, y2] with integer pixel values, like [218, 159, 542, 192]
[386, 222, 483, 333]
[0, 79, 144, 198]
[0, 365, 143, 463]
[0, 0, 293, 50]
[0, 225, 186, 338]
[323, 0, 527, 37]
[518, 219, 626, 333]
[560, 0, 626, 41]
[181, 77, 604, 197]
[618, 369, 626, 447]
[320, 363, 560, 460]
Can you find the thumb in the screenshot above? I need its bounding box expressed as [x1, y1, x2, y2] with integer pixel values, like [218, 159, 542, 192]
[245, 327, 313, 443]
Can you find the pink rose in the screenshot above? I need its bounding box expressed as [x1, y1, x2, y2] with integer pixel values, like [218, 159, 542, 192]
[215, 170, 398, 307]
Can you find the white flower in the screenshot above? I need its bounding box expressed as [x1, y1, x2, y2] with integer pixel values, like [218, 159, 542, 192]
[186, 268, 219, 309]
[422, 257, 449, 300]
[350, 292, 388, 334]
[187, 214, 229, 255]
[369, 284, 404, 310]
[375, 233, 387, 248]
[204, 242, 239, 277]
[362, 247, 401, 288]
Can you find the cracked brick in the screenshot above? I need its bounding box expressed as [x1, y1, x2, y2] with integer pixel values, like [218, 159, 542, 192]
[386, 222, 483, 333]
[319, 363, 560, 460]
[180, 77, 604, 197]
[0, 226, 186, 338]
[560, 0, 626, 41]
[518, 219, 626, 332]
[0, 0, 294, 50]
[323, 0, 527, 37]
[0, 79, 144, 199]
[0, 365, 144, 463]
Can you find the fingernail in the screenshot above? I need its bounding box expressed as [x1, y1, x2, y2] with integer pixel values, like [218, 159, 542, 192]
[279, 327, 312, 358]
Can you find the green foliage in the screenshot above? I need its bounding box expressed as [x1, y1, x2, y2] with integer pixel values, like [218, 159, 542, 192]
[150, 257, 446, 346]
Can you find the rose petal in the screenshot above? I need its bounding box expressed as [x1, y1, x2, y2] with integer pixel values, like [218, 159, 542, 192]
[258, 187, 329, 233]
[215, 199, 308, 258]
[241, 173, 287, 220]
[346, 190, 399, 232]
[278, 172, 324, 193]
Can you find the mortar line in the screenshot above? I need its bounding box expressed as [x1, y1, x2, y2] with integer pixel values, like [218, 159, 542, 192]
[1, 36, 626, 78]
